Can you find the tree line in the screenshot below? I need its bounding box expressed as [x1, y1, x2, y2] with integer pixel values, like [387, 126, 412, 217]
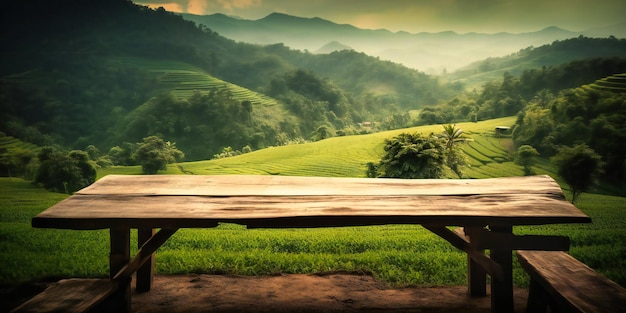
[0, 134, 184, 193]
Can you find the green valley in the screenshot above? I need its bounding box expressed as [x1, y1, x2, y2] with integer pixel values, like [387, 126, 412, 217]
[2, 117, 625, 296]
[1, 1, 626, 309]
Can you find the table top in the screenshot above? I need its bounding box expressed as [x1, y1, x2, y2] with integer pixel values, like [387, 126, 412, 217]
[32, 175, 591, 230]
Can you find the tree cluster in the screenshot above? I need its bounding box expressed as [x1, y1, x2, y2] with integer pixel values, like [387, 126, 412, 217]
[133, 136, 184, 174]
[268, 69, 357, 138]
[1, 133, 186, 193]
[513, 87, 626, 184]
[120, 90, 293, 160]
[34, 147, 96, 194]
[368, 125, 469, 179]
[514, 145, 540, 176]
[551, 144, 605, 203]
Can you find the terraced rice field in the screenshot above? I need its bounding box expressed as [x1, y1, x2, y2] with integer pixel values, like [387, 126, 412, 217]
[147, 117, 525, 179]
[588, 73, 626, 93]
[0, 134, 39, 154]
[115, 57, 281, 106]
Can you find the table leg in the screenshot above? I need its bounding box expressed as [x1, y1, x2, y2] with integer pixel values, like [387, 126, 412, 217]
[136, 228, 155, 293]
[465, 227, 487, 297]
[489, 225, 514, 313]
[110, 227, 131, 313]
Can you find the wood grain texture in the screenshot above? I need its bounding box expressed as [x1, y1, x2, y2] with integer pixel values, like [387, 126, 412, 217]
[10, 279, 118, 313]
[32, 175, 590, 230]
[77, 174, 568, 197]
[517, 250, 626, 313]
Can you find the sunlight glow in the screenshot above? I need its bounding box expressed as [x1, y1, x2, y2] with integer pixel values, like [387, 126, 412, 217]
[144, 2, 184, 13]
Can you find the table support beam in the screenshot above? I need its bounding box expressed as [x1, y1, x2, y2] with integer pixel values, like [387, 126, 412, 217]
[422, 225, 503, 281]
[467, 228, 570, 251]
[109, 227, 131, 313]
[465, 227, 487, 297]
[137, 228, 154, 292]
[489, 225, 514, 313]
[113, 228, 179, 282]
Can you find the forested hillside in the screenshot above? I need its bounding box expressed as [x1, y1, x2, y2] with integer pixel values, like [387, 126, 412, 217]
[1, 0, 625, 187]
[0, 0, 455, 160]
[452, 36, 626, 86]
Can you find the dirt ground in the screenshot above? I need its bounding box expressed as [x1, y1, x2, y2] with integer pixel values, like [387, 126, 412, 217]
[4, 273, 530, 312]
[132, 273, 529, 313]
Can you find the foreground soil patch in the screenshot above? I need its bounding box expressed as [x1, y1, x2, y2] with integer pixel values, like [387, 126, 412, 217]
[131, 274, 529, 312]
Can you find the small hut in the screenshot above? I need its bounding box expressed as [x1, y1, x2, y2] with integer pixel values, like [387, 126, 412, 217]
[495, 126, 511, 137]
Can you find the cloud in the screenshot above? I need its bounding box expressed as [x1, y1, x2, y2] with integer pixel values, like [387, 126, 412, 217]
[349, 14, 384, 30]
[187, 0, 208, 15]
[217, 0, 262, 11]
[138, 1, 184, 13]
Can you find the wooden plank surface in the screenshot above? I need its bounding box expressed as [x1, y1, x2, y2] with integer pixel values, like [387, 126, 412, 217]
[10, 279, 118, 313]
[517, 250, 626, 313]
[77, 174, 568, 196]
[32, 175, 590, 230]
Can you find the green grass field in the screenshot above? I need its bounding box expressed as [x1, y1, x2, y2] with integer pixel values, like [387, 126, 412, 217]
[2, 117, 625, 290]
[100, 117, 520, 178]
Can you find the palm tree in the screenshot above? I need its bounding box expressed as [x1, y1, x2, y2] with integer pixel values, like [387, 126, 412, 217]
[440, 124, 471, 178]
[441, 124, 469, 150]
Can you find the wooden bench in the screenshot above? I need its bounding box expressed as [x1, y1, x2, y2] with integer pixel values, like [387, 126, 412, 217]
[517, 250, 626, 313]
[10, 279, 119, 313]
[11, 225, 173, 312]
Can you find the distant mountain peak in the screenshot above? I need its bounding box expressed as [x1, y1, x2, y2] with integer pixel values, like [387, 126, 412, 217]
[259, 12, 323, 23]
[257, 12, 357, 30]
[540, 26, 571, 32]
[206, 13, 243, 20]
[316, 41, 353, 54]
[260, 12, 293, 20]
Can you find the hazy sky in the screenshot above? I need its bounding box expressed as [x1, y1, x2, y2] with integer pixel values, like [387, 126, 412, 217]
[132, 0, 625, 33]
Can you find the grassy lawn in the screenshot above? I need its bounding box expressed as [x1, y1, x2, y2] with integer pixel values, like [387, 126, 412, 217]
[2, 117, 625, 289]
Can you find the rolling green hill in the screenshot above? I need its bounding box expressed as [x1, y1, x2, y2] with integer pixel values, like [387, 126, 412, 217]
[100, 116, 521, 179]
[1, 0, 459, 155]
[2, 0, 625, 186]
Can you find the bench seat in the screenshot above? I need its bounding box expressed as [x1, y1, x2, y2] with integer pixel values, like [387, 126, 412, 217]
[10, 278, 119, 313]
[517, 250, 626, 313]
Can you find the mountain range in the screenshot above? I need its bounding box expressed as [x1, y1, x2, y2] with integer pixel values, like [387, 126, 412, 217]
[181, 12, 625, 73]
[2, 0, 625, 162]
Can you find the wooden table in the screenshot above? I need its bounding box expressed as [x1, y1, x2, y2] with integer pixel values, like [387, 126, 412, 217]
[32, 174, 591, 313]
